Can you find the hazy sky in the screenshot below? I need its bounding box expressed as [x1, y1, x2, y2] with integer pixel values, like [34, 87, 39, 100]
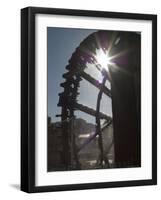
[47, 27, 112, 124]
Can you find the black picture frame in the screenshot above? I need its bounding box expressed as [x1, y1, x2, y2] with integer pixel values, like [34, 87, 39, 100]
[21, 6, 157, 193]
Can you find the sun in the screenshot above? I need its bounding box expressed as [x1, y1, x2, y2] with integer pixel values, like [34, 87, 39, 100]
[95, 48, 113, 71]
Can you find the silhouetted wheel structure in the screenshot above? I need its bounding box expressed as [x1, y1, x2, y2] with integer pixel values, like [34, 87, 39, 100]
[57, 30, 141, 170]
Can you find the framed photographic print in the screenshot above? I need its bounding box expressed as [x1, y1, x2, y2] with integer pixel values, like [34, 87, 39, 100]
[21, 7, 157, 193]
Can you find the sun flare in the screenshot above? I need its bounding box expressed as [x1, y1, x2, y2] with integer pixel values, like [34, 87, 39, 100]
[95, 48, 113, 71]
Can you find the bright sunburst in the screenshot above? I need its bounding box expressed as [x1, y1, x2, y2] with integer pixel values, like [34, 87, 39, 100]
[95, 48, 113, 72]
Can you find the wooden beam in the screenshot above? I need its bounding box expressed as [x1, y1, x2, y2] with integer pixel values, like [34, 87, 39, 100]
[80, 71, 111, 97]
[63, 67, 111, 97]
[74, 102, 111, 121]
[77, 120, 112, 152]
